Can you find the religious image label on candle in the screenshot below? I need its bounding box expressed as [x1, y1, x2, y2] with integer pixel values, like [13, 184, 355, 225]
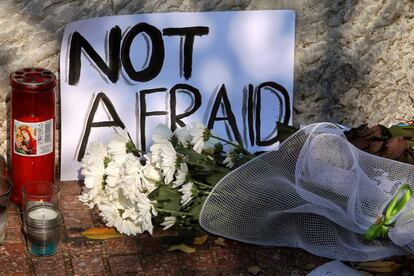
[14, 119, 53, 157]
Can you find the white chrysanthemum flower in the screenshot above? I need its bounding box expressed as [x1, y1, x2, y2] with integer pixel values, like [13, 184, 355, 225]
[120, 153, 146, 201]
[135, 193, 158, 235]
[223, 143, 243, 169]
[82, 142, 108, 166]
[150, 142, 177, 184]
[104, 185, 120, 201]
[152, 124, 173, 144]
[160, 216, 176, 230]
[103, 160, 123, 201]
[105, 160, 122, 187]
[82, 159, 105, 189]
[203, 139, 218, 154]
[223, 154, 235, 169]
[178, 181, 195, 206]
[99, 203, 142, 236]
[173, 162, 188, 188]
[174, 126, 192, 146]
[80, 142, 108, 208]
[81, 143, 107, 188]
[79, 185, 105, 208]
[142, 156, 162, 191]
[189, 122, 211, 153]
[108, 127, 131, 162]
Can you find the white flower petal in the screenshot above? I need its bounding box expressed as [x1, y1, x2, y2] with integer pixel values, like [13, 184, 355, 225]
[160, 216, 176, 230]
[152, 124, 173, 144]
[173, 162, 188, 188]
[178, 181, 195, 206]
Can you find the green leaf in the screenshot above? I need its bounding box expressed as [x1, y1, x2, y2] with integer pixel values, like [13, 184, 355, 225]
[364, 223, 383, 241]
[150, 186, 182, 211]
[157, 186, 179, 200]
[147, 187, 160, 200]
[206, 172, 228, 186]
[177, 147, 216, 168]
[161, 198, 181, 211]
[276, 122, 298, 142]
[389, 125, 414, 138]
[189, 204, 202, 220]
[214, 166, 231, 174]
[177, 147, 205, 161]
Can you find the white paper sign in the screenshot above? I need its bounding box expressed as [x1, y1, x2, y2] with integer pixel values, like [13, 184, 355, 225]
[60, 11, 295, 180]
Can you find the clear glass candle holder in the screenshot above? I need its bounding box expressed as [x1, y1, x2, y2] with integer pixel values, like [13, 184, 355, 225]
[22, 181, 60, 212]
[24, 204, 62, 256]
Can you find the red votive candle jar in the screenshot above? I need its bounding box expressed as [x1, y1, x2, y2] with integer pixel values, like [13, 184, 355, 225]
[10, 68, 56, 205]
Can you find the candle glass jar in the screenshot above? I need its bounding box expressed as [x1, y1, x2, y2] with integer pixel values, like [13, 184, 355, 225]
[10, 68, 56, 205]
[22, 181, 59, 213]
[24, 205, 62, 256]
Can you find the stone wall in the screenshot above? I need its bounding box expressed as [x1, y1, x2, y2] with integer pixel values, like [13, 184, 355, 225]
[1, 0, 413, 158]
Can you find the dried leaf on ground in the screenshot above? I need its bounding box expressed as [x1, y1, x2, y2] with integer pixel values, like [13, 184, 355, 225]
[368, 140, 384, 154]
[355, 261, 401, 273]
[364, 125, 383, 139]
[81, 227, 123, 240]
[167, 244, 196, 253]
[383, 137, 407, 159]
[247, 266, 262, 275]
[214, 237, 226, 245]
[351, 137, 370, 149]
[193, 234, 208, 245]
[304, 263, 317, 270]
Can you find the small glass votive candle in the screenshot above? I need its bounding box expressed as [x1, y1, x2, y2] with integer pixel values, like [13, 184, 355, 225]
[25, 204, 62, 256]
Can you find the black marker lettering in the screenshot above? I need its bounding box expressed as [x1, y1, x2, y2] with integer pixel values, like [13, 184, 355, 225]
[207, 84, 242, 144]
[255, 81, 291, 147]
[69, 26, 121, 85]
[247, 84, 255, 146]
[77, 92, 125, 161]
[122, 23, 165, 82]
[163, 27, 209, 79]
[169, 84, 201, 131]
[139, 88, 168, 150]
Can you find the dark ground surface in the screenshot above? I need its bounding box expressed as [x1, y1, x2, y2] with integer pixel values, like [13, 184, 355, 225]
[0, 181, 413, 275]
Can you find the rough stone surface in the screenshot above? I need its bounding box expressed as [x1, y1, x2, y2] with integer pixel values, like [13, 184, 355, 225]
[0, 0, 413, 157]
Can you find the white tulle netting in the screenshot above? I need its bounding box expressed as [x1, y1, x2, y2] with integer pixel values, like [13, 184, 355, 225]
[200, 123, 414, 261]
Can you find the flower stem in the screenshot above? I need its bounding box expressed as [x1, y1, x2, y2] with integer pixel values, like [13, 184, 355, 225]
[156, 208, 194, 217]
[192, 179, 214, 189]
[210, 135, 252, 156]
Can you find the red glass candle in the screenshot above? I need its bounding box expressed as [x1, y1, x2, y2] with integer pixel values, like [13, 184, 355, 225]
[10, 68, 56, 205]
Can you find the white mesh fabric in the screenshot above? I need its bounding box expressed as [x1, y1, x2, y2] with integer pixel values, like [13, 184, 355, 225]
[200, 123, 414, 261]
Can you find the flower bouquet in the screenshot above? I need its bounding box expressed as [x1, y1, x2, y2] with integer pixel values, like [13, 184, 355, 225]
[79, 123, 253, 237]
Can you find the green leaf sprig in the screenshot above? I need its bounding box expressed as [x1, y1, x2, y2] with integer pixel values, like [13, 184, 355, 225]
[365, 184, 412, 241]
